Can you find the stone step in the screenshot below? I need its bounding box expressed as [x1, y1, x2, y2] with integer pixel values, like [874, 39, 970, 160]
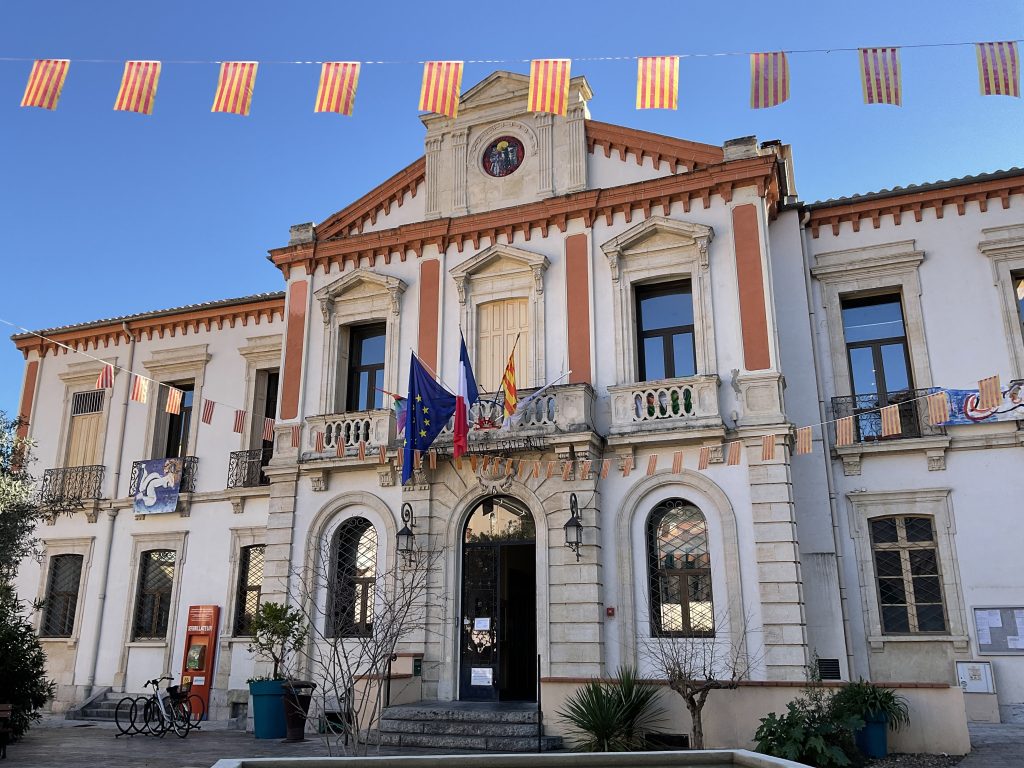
[380, 705, 540, 725]
[379, 717, 541, 738]
[377, 731, 563, 752]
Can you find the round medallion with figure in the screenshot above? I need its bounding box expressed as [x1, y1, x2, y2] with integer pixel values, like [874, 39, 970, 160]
[482, 136, 525, 178]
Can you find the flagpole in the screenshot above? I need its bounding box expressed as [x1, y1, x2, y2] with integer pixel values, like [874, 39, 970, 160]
[409, 349, 456, 395]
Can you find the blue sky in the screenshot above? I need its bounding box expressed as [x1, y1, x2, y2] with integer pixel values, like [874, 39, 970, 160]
[1, 1, 1022, 415]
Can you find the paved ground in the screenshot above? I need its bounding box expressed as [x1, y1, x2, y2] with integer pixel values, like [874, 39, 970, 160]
[958, 723, 1024, 768]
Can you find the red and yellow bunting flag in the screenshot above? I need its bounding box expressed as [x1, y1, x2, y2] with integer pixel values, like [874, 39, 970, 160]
[500, 351, 518, 420]
[561, 460, 573, 481]
[726, 441, 741, 466]
[165, 387, 183, 416]
[233, 409, 247, 434]
[201, 399, 215, 425]
[859, 48, 901, 105]
[212, 61, 258, 116]
[290, 425, 301, 448]
[130, 375, 149, 404]
[528, 59, 571, 115]
[547, 459, 558, 479]
[978, 375, 1002, 409]
[926, 391, 950, 426]
[761, 435, 775, 462]
[95, 363, 115, 390]
[580, 460, 592, 480]
[646, 454, 658, 476]
[414, 449, 422, 469]
[795, 426, 812, 455]
[697, 446, 711, 471]
[481, 455, 491, 472]
[880, 405, 901, 437]
[636, 56, 679, 110]
[262, 417, 276, 442]
[114, 61, 161, 115]
[518, 460, 529, 480]
[315, 431, 325, 452]
[379, 445, 387, 464]
[358, 440, 367, 461]
[836, 416, 855, 447]
[336, 437, 346, 458]
[395, 447, 403, 467]
[621, 456, 634, 476]
[432, 450, 440, 470]
[469, 455, 478, 472]
[315, 62, 360, 115]
[671, 451, 683, 473]
[21, 59, 70, 110]
[419, 61, 463, 118]
[600, 458, 611, 479]
[976, 42, 1020, 97]
[750, 52, 789, 109]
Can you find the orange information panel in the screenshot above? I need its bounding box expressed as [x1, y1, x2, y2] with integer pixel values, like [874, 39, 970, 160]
[180, 605, 219, 720]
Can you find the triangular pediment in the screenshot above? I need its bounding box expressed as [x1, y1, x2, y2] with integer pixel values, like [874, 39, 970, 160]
[449, 243, 549, 281]
[601, 216, 714, 257]
[314, 268, 407, 320]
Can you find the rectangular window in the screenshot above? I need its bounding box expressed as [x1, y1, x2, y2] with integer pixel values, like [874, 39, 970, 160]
[156, 382, 194, 459]
[346, 324, 386, 411]
[1014, 272, 1024, 338]
[41, 554, 84, 637]
[249, 369, 279, 457]
[132, 549, 176, 641]
[636, 281, 696, 382]
[233, 545, 265, 636]
[66, 390, 105, 467]
[870, 516, 946, 634]
[477, 298, 529, 393]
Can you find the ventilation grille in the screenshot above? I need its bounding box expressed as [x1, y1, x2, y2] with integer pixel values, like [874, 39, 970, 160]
[71, 390, 104, 416]
[817, 657, 842, 680]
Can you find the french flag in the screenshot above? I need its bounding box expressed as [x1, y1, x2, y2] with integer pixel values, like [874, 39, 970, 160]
[454, 332, 479, 459]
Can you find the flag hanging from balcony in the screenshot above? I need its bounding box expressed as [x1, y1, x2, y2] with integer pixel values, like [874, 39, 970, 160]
[547, 460, 558, 478]
[926, 390, 950, 426]
[315, 431, 325, 452]
[561, 461, 573, 481]
[402, 352, 457, 486]
[528, 59, 571, 115]
[500, 346, 518, 425]
[880, 404, 901, 437]
[114, 61, 162, 114]
[836, 416, 855, 447]
[130, 375, 149, 404]
[290, 425, 301, 448]
[95, 363, 115, 390]
[454, 331, 480, 459]
[315, 61, 360, 115]
[201, 399, 215, 425]
[336, 436, 346, 458]
[580, 460, 592, 480]
[698, 445, 711, 470]
[165, 387, 183, 415]
[636, 56, 679, 110]
[133, 457, 183, 516]
[21, 59, 70, 110]
[795, 426, 812, 455]
[671, 451, 683, 473]
[976, 42, 1020, 97]
[750, 52, 789, 108]
[378, 444, 387, 464]
[212, 61, 258, 116]
[419, 61, 463, 117]
[621, 455, 634, 476]
[233, 409, 247, 434]
[978, 375, 1002, 410]
[726, 441, 742, 466]
[358, 440, 367, 461]
[646, 454, 658, 476]
[761, 435, 775, 462]
[859, 48, 902, 105]
[262, 417, 275, 442]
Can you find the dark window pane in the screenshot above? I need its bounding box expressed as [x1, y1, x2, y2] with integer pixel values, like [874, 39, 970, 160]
[904, 517, 934, 542]
[374, 369, 385, 409]
[347, 324, 386, 412]
[874, 550, 903, 578]
[642, 337, 666, 380]
[42, 554, 83, 637]
[878, 577, 906, 605]
[880, 343, 910, 392]
[639, 290, 693, 330]
[1014, 275, 1024, 331]
[132, 550, 176, 641]
[849, 347, 879, 396]
[328, 518, 377, 637]
[871, 518, 899, 544]
[672, 333, 696, 377]
[234, 545, 265, 636]
[913, 576, 943, 605]
[358, 332, 386, 365]
[647, 500, 713, 637]
[916, 604, 946, 632]
[842, 297, 905, 342]
[881, 605, 910, 633]
[909, 549, 938, 576]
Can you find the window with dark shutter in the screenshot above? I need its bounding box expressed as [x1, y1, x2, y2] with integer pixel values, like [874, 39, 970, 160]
[647, 499, 714, 637]
[131, 549, 176, 640]
[233, 545, 265, 636]
[870, 516, 946, 634]
[41, 554, 84, 637]
[327, 518, 377, 638]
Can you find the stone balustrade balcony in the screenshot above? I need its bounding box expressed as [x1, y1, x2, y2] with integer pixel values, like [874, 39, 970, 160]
[304, 409, 394, 458]
[607, 374, 723, 446]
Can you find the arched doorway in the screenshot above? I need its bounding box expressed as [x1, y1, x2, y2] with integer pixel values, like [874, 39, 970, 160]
[459, 495, 536, 702]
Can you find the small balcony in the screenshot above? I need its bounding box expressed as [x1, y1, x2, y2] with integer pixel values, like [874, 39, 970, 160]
[830, 389, 946, 444]
[226, 448, 272, 488]
[128, 456, 198, 495]
[305, 409, 393, 457]
[39, 465, 105, 511]
[607, 375, 722, 439]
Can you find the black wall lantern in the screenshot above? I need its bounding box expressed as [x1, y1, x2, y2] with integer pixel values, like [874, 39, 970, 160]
[397, 502, 416, 562]
[564, 492, 583, 562]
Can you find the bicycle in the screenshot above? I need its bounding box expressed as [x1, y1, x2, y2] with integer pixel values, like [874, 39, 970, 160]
[115, 675, 191, 738]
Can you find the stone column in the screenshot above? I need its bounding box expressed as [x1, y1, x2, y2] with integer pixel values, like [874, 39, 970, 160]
[566, 105, 587, 192]
[451, 130, 469, 216]
[534, 113, 554, 198]
[425, 135, 444, 219]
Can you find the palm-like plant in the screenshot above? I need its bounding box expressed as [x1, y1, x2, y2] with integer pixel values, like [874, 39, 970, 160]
[558, 665, 665, 752]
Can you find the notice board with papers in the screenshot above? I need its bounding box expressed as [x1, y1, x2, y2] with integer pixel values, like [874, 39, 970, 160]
[973, 607, 1024, 654]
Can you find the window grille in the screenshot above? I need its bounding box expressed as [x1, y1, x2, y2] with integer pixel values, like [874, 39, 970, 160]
[41, 554, 84, 637]
[233, 545, 265, 636]
[131, 549, 176, 641]
[71, 390, 104, 416]
[327, 518, 377, 638]
[871, 516, 946, 634]
[647, 499, 714, 636]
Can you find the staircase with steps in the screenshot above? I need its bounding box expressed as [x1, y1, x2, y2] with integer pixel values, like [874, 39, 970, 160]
[74, 691, 120, 721]
[377, 701, 563, 752]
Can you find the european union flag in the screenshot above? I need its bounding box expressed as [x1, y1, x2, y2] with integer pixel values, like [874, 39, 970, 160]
[402, 353, 456, 485]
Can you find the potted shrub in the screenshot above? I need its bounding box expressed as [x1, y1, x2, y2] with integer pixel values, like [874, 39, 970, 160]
[247, 602, 307, 740]
[833, 679, 910, 759]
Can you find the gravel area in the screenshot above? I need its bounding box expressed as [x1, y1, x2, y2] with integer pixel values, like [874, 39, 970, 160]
[868, 755, 963, 768]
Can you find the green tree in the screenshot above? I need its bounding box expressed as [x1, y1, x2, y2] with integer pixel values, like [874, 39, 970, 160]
[0, 413, 54, 737]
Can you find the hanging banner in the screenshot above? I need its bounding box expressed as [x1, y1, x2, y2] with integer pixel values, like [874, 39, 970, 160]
[940, 384, 1024, 425]
[133, 458, 184, 515]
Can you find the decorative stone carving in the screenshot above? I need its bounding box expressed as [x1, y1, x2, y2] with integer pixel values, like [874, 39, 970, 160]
[841, 453, 862, 476]
[926, 449, 947, 471]
[708, 445, 724, 465]
[377, 465, 395, 487]
[230, 497, 244, 515]
[309, 471, 328, 492]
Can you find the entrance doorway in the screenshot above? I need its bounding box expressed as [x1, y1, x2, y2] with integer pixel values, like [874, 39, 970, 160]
[459, 495, 536, 702]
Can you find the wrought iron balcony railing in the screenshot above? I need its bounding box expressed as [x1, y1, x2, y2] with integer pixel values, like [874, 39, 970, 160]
[128, 456, 198, 496]
[39, 465, 105, 511]
[226, 448, 272, 488]
[830, 389, 945, 444]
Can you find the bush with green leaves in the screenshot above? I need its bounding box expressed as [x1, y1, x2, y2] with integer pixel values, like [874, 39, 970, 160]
[247, 601, 308, 681]
[557, 666, 665, 752]
[832, 679, 910, 731]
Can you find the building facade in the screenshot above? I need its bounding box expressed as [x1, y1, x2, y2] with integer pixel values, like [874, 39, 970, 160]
[11, 71, 1024, 748]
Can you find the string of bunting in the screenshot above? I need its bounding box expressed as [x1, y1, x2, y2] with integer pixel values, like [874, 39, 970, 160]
[11, 40, 1020, 116]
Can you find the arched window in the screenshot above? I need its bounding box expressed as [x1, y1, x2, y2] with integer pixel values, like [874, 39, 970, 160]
[647, 499, 714, 636]
[328, 517, 377, 638]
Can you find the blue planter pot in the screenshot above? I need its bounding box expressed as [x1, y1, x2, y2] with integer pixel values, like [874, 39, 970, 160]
[854, 712, 889, 759]
[249, 679, 287, 739]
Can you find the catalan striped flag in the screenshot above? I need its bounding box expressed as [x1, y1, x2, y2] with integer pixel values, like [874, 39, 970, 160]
[114, 61, 162, 114]
[21, 59, 70, 110]
[561, 460, 573, 481]
[726, 441, 742, 466]
[671, 451, 683, 473]
[580, 460, 592, 480]
[859, 48, 902, 105]
[636, 56, 679, 110]
[976, 42, 1020, 97]
[201, 399, 215, 425]
[978, 375, 1002, 410]
[290, 425, 301, 448]
[315, 431, 325, 453]
[378, 445, 387, 464]
[211, 61, 258, 116]
[518, 459, 529, 480]
[130, 375, 149, 404]
[233, 409, 247, 434]
[95, 364, 115, 390]
[533, 460, 542, 479]
[698, 446, 711, 471]
[600, 458, 611, 479]
[761, 435, 775, 462]
[500, 350, 518, 422]
[926, 391, 950, 426]
[165, 387, 183, 416]
[646, 454, 658, 476]
[315, 62, 360, 115]
[262, 417, 275, 442]
[528, 59, 571, 116]
[621, 455, 634, 476]
[795, 426, 812, 455]
[419, 61, 463, 118]
[750, 52, 789, 109]
[504, 457, 514, 476]
[880, 405, 901, 437]
[359, 440, 367, 462]
[836, 416, 855, 447]
[336, 436, 346, 458]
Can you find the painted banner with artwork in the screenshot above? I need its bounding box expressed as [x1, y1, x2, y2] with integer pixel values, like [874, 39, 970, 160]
[941, 383, 1024, 425]
[133, 458, 184, 515]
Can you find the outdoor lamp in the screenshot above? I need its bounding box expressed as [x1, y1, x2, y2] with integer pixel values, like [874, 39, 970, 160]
[397, 502, 416, 561]
[563, 492, 583, 562]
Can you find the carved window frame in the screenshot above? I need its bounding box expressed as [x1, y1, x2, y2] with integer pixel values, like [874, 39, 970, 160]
[35, 536, 95, 647]
[600, 217, 715, 385]
[314, 268, 406, 415]
[140, 344, 211, 462]
[238, 335, 283, 451]
[979, 224, 1024, 379]
[449, 244, 550, 389]
[54, 360, 117, 471]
